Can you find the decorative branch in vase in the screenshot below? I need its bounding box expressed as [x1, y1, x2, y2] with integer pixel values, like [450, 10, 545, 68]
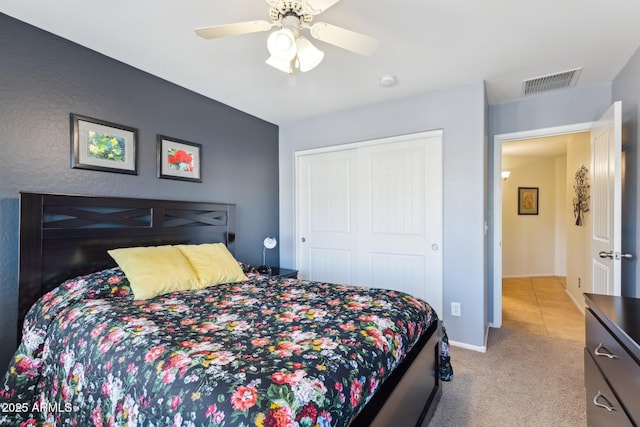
[573, 165, 590, 226]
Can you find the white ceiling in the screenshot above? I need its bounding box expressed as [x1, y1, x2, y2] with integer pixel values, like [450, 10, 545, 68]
[2, 0, 640, 125]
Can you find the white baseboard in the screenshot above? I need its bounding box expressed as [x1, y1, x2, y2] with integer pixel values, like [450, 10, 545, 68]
[449, 339, 487, 353]
[565, 289, 586, 314]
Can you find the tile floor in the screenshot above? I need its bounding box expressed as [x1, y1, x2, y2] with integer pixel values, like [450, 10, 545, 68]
[502, 276, 585, 342]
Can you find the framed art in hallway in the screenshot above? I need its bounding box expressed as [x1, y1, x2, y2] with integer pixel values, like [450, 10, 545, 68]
[71, 114, 138, 174]
[157, 135, 202, 182]
[518, 187, 538, 215]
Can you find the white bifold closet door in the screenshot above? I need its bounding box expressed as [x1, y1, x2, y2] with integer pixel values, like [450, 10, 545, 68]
[296, 131, 443, 315]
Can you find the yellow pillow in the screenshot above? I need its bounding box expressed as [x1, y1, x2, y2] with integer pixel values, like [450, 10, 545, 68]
[176, 243, 247, 288]
[107, 245, 200, 300]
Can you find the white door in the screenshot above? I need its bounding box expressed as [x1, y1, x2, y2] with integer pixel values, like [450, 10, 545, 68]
[296, 131, 443, 315]
[356, 136, 443, 314]
[297, 149, 358, 285]
[590, 101, 624, 295]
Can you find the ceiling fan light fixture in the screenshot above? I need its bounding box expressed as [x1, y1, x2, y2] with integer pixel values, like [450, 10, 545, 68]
[267, 28, 297, 60]
[196, 0, 380, 76]
[295, 36, 324, 72]
[266, 55, 294, 74]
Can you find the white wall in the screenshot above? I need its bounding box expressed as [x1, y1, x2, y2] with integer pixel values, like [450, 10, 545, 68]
[502, 156, 563, 277]
[565, 133, 592, 305]
[555, 157, 568, 275]
[279, 82, 488, 349]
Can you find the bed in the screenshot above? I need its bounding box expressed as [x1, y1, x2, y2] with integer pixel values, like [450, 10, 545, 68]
[1, 192, 451, 426]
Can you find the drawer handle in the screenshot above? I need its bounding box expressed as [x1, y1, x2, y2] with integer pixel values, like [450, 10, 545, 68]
[594, 343, 618, 359]
[593, 391, 615, 412]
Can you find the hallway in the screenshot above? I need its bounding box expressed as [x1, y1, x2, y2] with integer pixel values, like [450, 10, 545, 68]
[502, 276, 584, 342]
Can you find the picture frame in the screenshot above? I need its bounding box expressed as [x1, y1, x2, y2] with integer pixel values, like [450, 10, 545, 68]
[71, 113, 138, 174]
[157, 135, 202, 183]
[518, 187, 539, 215]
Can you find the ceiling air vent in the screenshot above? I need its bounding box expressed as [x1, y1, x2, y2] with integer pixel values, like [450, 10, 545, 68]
[521, 68, 582, 96]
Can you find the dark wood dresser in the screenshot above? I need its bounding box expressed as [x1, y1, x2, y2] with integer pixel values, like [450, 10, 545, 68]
[584, 293, 640, 426]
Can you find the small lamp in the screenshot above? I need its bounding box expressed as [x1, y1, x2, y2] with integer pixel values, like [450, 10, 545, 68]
[501, 171, 511, 181]
[257, 236, 277, 275]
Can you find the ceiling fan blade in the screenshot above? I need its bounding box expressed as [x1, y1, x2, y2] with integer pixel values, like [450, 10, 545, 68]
[303, 0, 342, 14]
[309, 22, 379, 56]
[195, 20, 273, 40]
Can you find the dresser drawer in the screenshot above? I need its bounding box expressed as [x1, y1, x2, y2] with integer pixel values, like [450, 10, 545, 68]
[584, 349, 633, 426]
[586, 308, 640, 423]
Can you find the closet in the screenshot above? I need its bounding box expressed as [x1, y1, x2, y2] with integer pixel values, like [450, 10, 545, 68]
[295, 131, 443, 315]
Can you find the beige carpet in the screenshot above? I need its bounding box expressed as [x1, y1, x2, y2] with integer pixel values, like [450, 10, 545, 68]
[427, 327, 586, 427]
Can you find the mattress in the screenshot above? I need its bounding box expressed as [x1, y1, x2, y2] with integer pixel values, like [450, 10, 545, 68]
[1, 266, 451, 426]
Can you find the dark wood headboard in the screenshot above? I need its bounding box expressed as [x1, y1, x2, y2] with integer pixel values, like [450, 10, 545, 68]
[18, 192, 236, 340]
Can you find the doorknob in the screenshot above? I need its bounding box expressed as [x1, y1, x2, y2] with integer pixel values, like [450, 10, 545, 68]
[599, 251, 634, 260]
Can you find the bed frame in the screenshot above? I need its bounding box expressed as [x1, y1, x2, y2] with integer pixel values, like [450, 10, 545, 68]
[17, 191, 441, 426]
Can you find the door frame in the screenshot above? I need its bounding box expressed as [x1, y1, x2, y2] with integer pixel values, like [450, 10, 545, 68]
[492, 122, 594, 327]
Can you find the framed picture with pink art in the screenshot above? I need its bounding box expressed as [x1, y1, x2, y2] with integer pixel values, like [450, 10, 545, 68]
[157, 135, 202, 183]
[518, 186, 539, 215]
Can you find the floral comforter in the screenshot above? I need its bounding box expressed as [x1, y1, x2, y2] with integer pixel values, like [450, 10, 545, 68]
[1, 267, 451, 426]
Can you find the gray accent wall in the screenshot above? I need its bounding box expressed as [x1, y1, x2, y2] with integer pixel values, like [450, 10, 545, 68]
[613, 45, 640, 298]
[279, 82, 489, 349]
[0, 14, 279, 374]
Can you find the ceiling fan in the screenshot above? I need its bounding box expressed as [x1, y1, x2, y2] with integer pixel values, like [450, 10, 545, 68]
[195, 0, 379, 74]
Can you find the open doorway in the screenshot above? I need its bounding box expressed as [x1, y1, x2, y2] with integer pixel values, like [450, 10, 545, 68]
[493, 102, 624, 339]
[492, 122, 594, 328]
[499, 132, 590, 340]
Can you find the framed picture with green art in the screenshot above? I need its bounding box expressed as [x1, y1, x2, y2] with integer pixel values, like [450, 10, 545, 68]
[156, 135, 202, 183]
[70, 113, 138, 174]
